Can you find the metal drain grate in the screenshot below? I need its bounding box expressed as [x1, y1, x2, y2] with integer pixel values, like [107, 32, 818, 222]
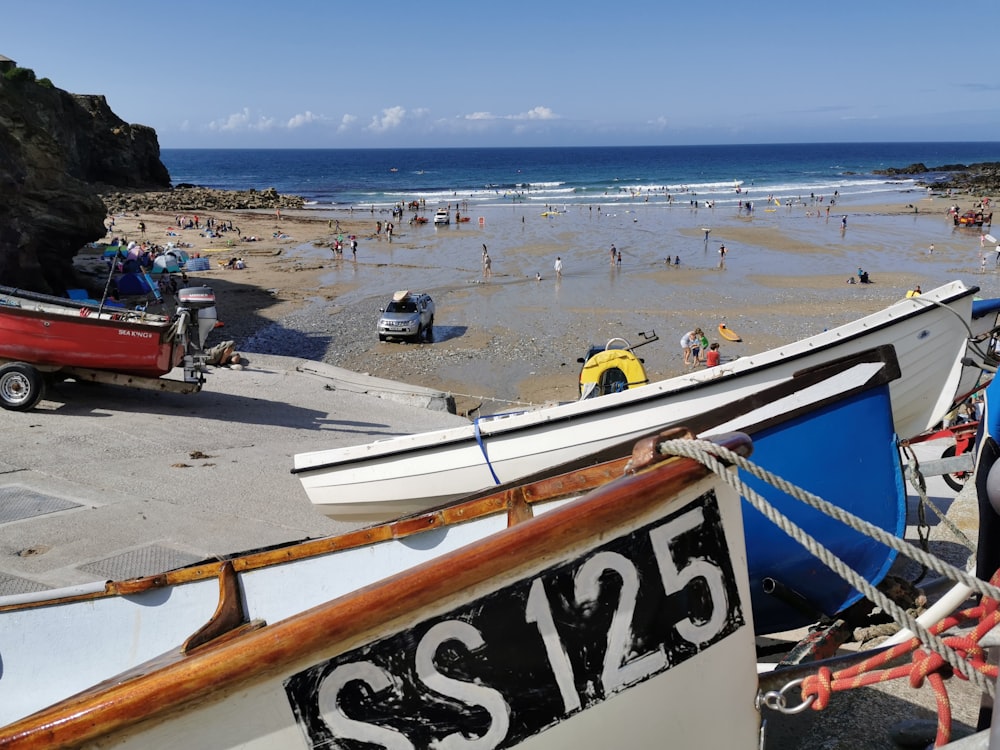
[78, 544, 204, 581]
[0, 573, 50, 597]
[0, 486, 81, 524]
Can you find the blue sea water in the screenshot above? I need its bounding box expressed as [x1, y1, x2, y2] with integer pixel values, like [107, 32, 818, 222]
[161, 143, 1000, 211]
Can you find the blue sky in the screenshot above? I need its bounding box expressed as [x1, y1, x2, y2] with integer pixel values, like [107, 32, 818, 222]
[5, 1, 997, 149]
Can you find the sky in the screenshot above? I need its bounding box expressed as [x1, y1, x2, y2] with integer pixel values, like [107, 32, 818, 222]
[4, 1, 999, 149]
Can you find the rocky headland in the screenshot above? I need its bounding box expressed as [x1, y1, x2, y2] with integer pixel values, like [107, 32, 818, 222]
[873, 161, 1000, 194]
[0, 59, 303, 296]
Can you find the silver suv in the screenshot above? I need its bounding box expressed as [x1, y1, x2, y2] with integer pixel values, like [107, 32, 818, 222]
[377, 291, 435, 342]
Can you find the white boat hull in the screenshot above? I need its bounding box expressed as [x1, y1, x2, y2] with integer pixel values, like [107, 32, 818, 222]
[294, 281, 988, 521]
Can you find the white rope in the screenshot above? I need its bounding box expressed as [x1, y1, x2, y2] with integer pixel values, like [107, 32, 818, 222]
[656, 438, 998, 698]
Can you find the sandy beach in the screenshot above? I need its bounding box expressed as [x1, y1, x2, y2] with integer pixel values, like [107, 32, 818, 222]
[80, 191, 1000, 416]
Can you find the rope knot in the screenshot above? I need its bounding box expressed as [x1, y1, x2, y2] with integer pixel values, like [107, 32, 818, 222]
[910, 649, 949, 689]
[801, 666, 833, 710]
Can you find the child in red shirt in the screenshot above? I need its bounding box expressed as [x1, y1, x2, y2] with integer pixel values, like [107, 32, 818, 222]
[705, 342, 721, 367]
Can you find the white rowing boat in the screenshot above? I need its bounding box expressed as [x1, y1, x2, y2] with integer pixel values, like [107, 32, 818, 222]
[293, 281, 996, 522]
[0, 434, 763, 749]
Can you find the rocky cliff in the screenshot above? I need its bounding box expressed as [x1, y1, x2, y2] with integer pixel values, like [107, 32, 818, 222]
[0, 64, 169, 293]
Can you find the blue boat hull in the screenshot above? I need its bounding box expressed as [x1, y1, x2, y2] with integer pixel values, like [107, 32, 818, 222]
[741, 383, 905, 634]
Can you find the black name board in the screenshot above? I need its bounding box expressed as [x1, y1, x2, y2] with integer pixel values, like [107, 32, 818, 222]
[286, 490, 744, 749]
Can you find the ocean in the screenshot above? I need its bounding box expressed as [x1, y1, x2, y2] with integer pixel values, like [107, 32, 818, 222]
[161, 142, 1000, 211]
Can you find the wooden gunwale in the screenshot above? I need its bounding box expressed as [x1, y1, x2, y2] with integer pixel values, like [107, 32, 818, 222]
[0, 434, 750, 748]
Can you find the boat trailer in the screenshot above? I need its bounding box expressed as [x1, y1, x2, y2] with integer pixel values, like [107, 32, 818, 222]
[901, 420, 978, 493]
[0, 358, 205, 411]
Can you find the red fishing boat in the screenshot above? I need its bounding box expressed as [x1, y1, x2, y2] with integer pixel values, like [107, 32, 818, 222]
[0, 285, 218, 411]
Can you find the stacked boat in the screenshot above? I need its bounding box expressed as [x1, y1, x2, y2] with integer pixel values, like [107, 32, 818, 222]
[3, 279, 1000, 748]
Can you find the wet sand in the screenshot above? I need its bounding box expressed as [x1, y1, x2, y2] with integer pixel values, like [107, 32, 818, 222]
[87, 191, 1000, 415]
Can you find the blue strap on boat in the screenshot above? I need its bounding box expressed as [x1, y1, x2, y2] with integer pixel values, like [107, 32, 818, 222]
[473, 416, 502, 485]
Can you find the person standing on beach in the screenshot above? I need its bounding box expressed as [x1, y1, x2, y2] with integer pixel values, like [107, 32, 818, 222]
[554, 256, 563, 278]
[609, 244, 617, 267]
[680, 328, 703, 367]
[483, 252, 492, 279]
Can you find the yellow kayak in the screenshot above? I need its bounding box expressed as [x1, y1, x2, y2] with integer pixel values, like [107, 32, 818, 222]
[718, 323, 742, 342]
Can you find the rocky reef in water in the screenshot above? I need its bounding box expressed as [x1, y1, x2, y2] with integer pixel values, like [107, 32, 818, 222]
[873, 162, 1000, 194]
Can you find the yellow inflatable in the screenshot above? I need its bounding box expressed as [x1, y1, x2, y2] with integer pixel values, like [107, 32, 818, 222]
[579, 348, 649, 398]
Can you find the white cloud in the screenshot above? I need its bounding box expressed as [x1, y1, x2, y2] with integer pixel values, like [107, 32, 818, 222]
[287, 111, 325, 129]
[512, 106, 557, 121]
[367, 106, 407, 133]
[208, 108, 277, 133]
[462, 106, 558, 122]
[199, 104, 557, 140]
[338, 114, 358, 132]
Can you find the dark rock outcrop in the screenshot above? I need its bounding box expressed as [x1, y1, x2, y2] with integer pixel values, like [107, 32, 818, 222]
[102, 186, 304, 215]
[928, 163, 1000, 194]
[872, 163, 929, 176]
[875, 161, 1000, 195]
[0, 64, 169, 293]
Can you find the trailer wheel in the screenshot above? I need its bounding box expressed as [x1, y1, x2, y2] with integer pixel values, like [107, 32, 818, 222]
[941, 444, 971, 493]
[0, 363, 46, 411]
